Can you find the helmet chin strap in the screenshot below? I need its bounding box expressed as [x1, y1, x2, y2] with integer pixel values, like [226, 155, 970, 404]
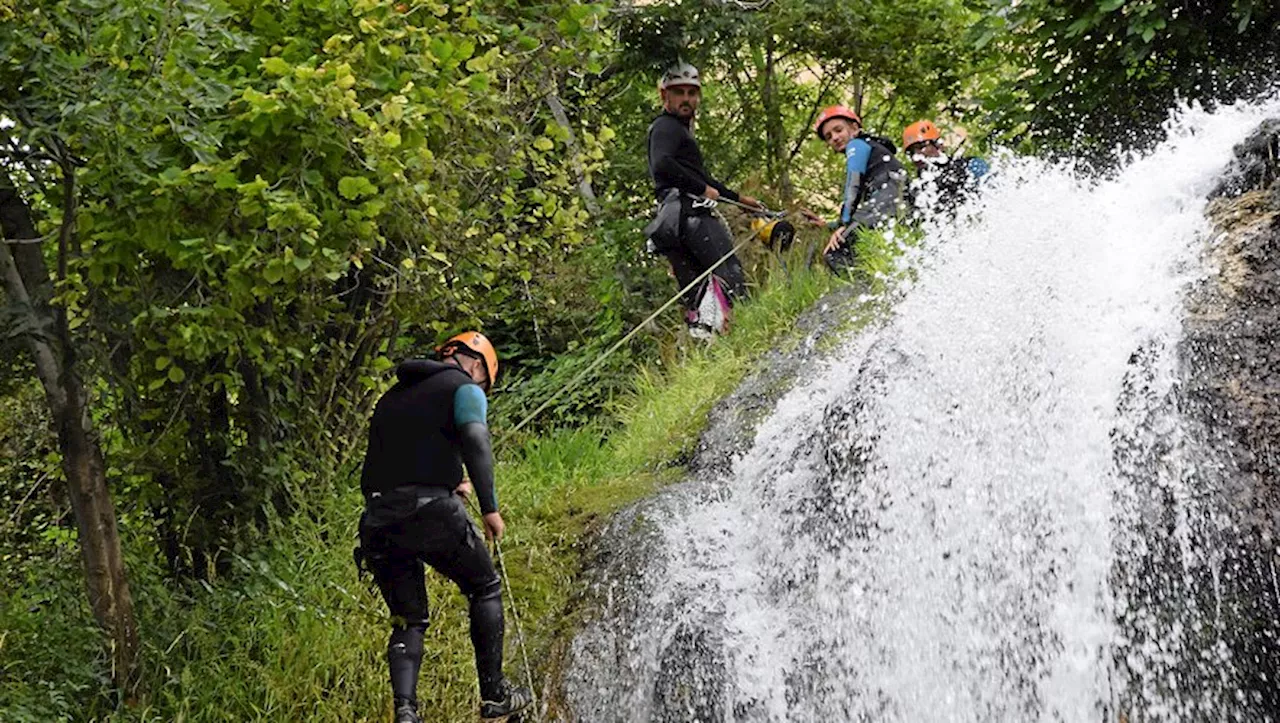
[446, 349, 491, 391]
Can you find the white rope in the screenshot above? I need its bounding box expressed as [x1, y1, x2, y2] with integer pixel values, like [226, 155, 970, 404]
[491, 535, 537, 717]
[496, 206, 791, 447]
[481, 207, 801, 719]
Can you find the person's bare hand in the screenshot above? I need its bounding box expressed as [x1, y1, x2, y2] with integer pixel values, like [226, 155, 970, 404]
[824, 227, 846, 254]
[455, 479, 473, 499]
[702, 185, 721, 200]
[482, 511, 505, 541]
[738, 194, 764, 210]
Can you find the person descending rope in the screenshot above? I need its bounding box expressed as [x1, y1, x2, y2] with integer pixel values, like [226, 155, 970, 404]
[644, 61, 764, 337]
[902, 119, 990, 218]
[800, 105, 907, 274]
[355, 331, 532, 723]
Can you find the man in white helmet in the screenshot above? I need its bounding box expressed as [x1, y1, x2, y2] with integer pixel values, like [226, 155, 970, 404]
[645, 62, 762, 329]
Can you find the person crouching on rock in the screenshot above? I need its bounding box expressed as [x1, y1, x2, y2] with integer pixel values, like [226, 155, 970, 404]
[801, 105, 907, 274]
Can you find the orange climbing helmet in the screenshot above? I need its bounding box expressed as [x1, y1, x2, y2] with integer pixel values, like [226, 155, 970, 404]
[440, 331, 498, 388]
[814, 105, 861, 140]
[903, 120, 941, 150]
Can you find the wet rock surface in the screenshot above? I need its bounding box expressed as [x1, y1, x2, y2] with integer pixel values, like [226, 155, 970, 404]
[1112, 119, 1280, 717]
[690, 282, 875, 480]
[1182, 120, 1280, 710]
[1199, 118, 1280, 521]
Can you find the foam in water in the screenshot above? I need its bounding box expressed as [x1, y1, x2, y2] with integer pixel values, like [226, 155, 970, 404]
[565, 97, 1280, 722]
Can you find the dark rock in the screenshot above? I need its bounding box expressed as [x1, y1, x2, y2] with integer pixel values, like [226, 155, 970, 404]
[1113, 116, 1280, 716]
[1214, 118, 1280, 199]
[652, 621, 729, 722]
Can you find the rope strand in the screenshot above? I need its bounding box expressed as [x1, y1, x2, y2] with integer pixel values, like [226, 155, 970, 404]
[475, 208, 800, 719]
[496, 208, 793, 447]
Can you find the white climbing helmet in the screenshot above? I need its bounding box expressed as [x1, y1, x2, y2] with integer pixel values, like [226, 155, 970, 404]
[659, 62, 701, 90]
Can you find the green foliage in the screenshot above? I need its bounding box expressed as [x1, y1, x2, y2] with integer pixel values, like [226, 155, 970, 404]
[488, 216, 672, 437]
[0, 259, 843, 722]
[0, 378, 65, 589]
[0, 566, 107, 722]
[973, 0, 1280, 160]
[1, 0, 614, 566]
[603, 0, 982, 206]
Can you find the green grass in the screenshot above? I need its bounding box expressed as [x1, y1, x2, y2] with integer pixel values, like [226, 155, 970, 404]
[1, 227, 915, 722]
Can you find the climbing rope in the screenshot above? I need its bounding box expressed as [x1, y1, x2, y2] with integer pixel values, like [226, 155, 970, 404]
[496, 202, 798, 448]
[476, 201, 804, 718]
[458, 491, 539, 716]
[492, 532, 537, 715]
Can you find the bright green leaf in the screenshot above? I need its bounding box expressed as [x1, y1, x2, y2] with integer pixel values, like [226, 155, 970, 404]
[262, 57, 290, 76]
[338, 176, 378, 200]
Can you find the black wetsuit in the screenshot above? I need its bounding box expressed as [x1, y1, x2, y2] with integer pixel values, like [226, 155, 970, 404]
[646, 111, 747, 308]
[908, 156, 990, 219]
[824, 133, 907, 274]
[358, 359, 505, 704]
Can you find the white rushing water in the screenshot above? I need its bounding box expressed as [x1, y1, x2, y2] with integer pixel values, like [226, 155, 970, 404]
[565, 98, 1280, 722]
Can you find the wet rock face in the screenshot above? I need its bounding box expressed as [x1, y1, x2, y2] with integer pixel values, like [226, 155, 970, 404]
[1179, 119, 1280, 712]
[1214, 118, 1280, 201]
[691, 283, 871, 481]
[1199, 120, 1280, 545]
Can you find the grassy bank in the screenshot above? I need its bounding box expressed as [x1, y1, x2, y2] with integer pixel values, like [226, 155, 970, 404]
[3, 232, 912, 721]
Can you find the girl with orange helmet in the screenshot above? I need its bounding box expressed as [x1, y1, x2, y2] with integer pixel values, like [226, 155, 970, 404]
[802, 104, 907, 273]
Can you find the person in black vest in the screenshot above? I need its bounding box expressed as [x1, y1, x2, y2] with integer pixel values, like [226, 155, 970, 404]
[801, 105, 907, 274]
[646, 62, 762, 322]
[902, 119, 990, 218]
[357, 331, 531, 723]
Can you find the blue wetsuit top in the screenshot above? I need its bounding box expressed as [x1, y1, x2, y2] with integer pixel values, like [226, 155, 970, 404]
[454, 384, 487, 427]
[840, 138, 872, 227]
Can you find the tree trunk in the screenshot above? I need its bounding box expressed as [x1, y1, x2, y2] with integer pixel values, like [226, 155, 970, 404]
[545, 91, 602, 216]
[762, 34, 793, 202]
[0, 172, 141, 697]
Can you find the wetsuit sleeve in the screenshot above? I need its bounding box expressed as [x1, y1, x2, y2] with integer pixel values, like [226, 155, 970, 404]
[454, 384, 498, 514]
[649, 117, 741, 202]
[840, 139, 872, 226]
[649, 120, 710, 197]
[706, 179, 741, 203]
[966, 157, 990, 181]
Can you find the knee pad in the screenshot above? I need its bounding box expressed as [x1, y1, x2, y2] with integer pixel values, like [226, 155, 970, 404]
[388, 622, 427, 659]
[468, 576, 502, 605]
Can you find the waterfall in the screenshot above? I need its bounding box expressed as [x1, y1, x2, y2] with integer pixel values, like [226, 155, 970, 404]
[562, 97, 1280, 723]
